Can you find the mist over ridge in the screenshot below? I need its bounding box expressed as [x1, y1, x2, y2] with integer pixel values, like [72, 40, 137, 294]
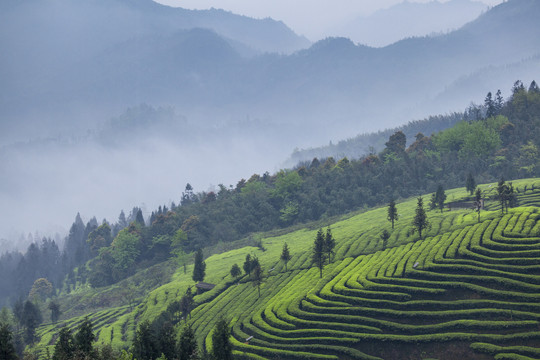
[1, 0, 540, 250]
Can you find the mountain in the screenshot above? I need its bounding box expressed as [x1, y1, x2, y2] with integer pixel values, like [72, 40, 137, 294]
[1, 0, 539, 243]
[1, 0, 539, 143]
[334, 0, 489, 47]
[0, 0, 309, 142]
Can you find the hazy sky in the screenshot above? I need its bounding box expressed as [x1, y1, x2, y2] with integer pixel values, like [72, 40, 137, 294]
[154, 0, 505, 40]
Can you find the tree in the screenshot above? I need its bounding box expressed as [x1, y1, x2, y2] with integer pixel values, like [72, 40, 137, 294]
[529, 80, 540, 94]
[22, 300, 42, 344]
[474, 188, 483, 223]
[48, 301, 61, 323]
[177, 323, 198, 360]
[387, 200, 398, 229]
[192, 249, 206, 283]
[211, 318, 232, 360]
[385, 131, 407, 155]
[280, 243, 291, 271]
[0, 323, 18, 360]
[230, 264, 241, 279]
[180, 288, 194, 321]
[74, 316, 96, 357]
[52, 327, 74, 360]
[135, 209, 145, 227]
[133, 321, 159, 360]
[485, 91, 496, 118]
[466, 173, 476, 195]
[324, 227, 336, 264]
[111, 229, 141, 278]
[157, 322, 176, 360]
[495, 89, 504, 114]
[242, 254, 252, 276]
[312, 229, 326, 278]
[252, 264, 263, 298]
[434, 185, 447, 213]
[412, 197, 430, 240]
[380, 230, 390, 250]
[28, 278, 53, 302]
[497, 178, 507, 214]
[497, 178, 516, 214]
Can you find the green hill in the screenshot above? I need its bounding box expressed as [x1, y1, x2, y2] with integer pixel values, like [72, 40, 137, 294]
[33, 178, 540, 359]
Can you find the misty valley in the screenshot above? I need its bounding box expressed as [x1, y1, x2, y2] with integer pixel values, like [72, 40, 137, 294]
[1, 0, 540, 359]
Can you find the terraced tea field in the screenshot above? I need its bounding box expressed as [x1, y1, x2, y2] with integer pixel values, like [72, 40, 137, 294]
[36, 179, 540, 359]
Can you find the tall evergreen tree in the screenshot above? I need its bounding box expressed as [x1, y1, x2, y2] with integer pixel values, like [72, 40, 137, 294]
[52, 327, 74, 360]
[252, 264, 263, 298]
[312, 229, 326, 278]
[495, 89, 504, 113]
[211, 318, 232, 360]
[21, 300, 42, 344]
[135, 210, 145, 227]
[434, 185, 447, 213]
[242, 254, 252, 276]
[466, 173, 476, 195]
[380, 230, 390, 250]
[324, 227, 336, 264]
[0, 323, 18, 360]
[192, 249, 206, 283]
[157, 322, 176, 360]
[475, 188, 483, 223]
[74, 316, 95, 357]
[485, 91, 496, 118]
[412, 197, 429, 240]
[133, 321, 159, 360]
[280, 243, 291, 271]
[180, 288, 194, 321]
[177, 323, 198, 360]
[387, 200, 398, 229]
[48, 301, 61, 323]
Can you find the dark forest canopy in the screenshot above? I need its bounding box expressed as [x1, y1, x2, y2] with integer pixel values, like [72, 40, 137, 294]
[1, 80, 539, 304]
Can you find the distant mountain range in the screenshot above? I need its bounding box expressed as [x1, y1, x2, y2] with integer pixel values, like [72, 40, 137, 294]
[333, 0, 489, 47]
[1, 0, 538, 145]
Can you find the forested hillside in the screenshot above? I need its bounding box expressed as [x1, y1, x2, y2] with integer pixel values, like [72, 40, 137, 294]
[0, 80, 539, 359]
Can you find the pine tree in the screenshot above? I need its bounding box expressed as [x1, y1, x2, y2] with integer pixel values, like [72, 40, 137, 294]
[157, 322, 176, 360]
[133, 321, 159, 360]
[211, 318, 232, 360]
[280, 243, 291, 271]
[475, 188, 483, 223]
[180, 288, 194, 321]
[485, 91, 496, 118]
[192, 249, 206, 283]
[22, 300, 42, 344]
[434, 185, 447, 213]
[387, 200, 398, 229]
[252, 264, 263, 298]
[312, 229, 326, 278]
[242, 254, 252, 275]
[74, 316, 96, 357]
[324, 227, 336, 264]
[177, 323, 198, 360]
[48, 301, 61, 323]
[135, 210, 145, 227]
[412, 197, 429, 240]
[0, 323, 18, 360]
[380, 230, 390, 250]
[52, 327, 74, 360]
[495, 89, 504, 114]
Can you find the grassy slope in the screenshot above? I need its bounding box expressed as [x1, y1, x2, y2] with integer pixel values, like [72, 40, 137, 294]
[35, 178, 540, 359]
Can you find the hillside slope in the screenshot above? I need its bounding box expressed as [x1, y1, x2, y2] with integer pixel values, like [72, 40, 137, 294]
[35, 178, 540, 359]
